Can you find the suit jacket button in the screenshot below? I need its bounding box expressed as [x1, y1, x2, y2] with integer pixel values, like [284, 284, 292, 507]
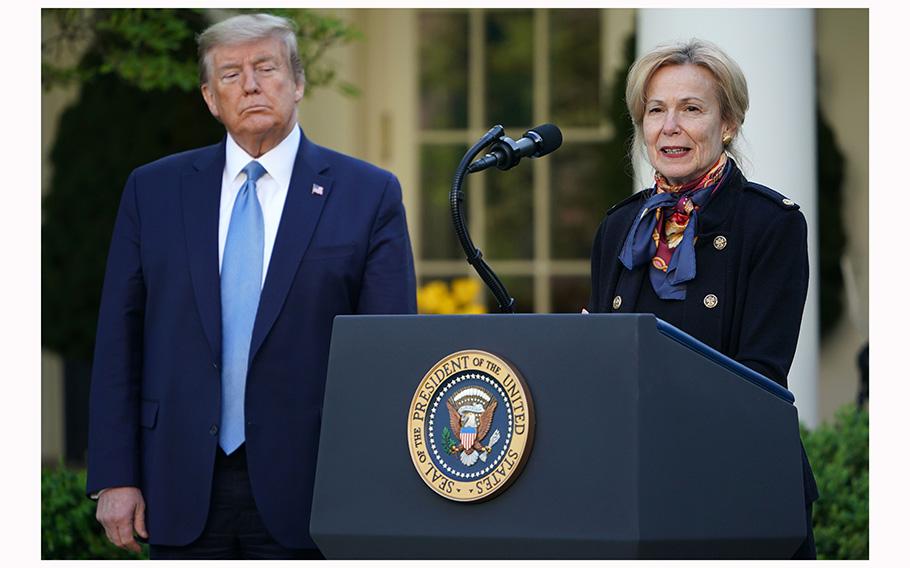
[209, 425, 219, 436]
[713, 235, 728, 250]
[612, 295, 622, 310]
[703, 294, 719, 309]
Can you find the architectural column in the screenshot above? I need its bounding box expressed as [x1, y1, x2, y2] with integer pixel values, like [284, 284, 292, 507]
[636, 10, 819, 427]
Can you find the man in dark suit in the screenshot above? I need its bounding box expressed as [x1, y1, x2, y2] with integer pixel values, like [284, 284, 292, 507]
[87, 13, 416, 559]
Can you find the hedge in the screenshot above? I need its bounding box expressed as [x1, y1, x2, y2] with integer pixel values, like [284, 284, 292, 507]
[801, 404, 869, 559]
[41, 466, 147, 559]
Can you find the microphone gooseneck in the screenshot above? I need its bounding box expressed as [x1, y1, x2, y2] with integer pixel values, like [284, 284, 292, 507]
[450, 126, 515, 313]
[451, 124, 562, 313]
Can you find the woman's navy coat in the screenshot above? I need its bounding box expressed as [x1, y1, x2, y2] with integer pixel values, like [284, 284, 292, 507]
[589, 163, 819, 503]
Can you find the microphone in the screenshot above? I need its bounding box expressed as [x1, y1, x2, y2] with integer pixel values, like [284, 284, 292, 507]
[467, 123, 563, 173]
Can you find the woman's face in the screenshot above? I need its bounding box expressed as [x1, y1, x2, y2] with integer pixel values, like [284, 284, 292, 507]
[643, 64, 731, 185]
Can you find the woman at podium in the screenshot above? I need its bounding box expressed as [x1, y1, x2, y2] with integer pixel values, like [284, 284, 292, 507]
[587, 39, 817, 558]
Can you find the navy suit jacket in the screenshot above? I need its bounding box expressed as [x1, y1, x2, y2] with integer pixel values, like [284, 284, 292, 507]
[86, 129, 417, 548]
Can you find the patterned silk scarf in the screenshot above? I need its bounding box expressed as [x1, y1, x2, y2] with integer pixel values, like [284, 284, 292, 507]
[619, 155, 731, 300]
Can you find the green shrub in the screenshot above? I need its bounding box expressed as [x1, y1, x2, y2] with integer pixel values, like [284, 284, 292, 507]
[801, 405, 869, 559]
[41, 465, 147, 559]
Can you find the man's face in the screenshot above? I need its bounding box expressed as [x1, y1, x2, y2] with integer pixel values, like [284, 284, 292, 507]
[201, 36, 304, 154]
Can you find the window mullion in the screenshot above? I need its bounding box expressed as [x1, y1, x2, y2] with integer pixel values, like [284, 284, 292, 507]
[468, 9, 486, 256]
[533, 9, 551, 313]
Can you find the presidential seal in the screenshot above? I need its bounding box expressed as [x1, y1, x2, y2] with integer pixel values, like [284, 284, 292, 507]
[407, 350, 534, 502]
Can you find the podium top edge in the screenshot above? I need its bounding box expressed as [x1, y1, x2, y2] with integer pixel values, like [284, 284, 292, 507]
[654, 319, 795, 405]
[331, 314, 795, 405]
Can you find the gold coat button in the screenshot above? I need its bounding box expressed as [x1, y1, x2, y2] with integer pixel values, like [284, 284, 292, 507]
[612, 295, 622, 310]
[703, 294, 719, 309]
[782, 198, 795, 206]
[713, 236, 728, 250]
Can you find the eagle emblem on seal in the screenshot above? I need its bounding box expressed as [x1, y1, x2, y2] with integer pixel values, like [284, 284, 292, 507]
[445, 385, 500, 466]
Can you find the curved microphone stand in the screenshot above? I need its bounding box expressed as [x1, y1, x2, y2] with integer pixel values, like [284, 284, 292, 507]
[450, 125, 516, 313]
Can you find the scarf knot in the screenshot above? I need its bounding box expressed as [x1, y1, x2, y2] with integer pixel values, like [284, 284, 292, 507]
[618, 155, 731, 300]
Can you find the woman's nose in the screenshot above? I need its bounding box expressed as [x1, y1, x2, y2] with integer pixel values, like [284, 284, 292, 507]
[662, 112, 680, 135]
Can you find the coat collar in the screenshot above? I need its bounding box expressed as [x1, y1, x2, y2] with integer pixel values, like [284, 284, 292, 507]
[615, 160, 745, 237]
[695, 160, 744, 236]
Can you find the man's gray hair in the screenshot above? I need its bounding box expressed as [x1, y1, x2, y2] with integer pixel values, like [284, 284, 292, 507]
[197, 13, 305, 86]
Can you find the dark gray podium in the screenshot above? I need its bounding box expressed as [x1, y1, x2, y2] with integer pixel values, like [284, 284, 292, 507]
[310, 314, 807, 559]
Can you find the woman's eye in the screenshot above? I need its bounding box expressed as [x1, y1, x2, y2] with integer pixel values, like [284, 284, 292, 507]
[647, 107, 662, 114]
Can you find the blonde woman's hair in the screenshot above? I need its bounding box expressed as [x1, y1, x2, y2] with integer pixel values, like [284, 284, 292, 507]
[625, 38, 749, 163]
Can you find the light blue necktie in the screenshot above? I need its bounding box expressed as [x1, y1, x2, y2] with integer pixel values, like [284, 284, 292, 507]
[220, 160, 267, 454]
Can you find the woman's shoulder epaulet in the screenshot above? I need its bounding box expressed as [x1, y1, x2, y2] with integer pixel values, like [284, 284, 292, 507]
[607, 190, 647, 216]
[742, 182, 801, 211]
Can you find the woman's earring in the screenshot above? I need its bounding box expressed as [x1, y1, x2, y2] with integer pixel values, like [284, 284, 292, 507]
[722, 133, 733, 146]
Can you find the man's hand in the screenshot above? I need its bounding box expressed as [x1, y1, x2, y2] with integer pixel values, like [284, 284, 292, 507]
[95, 486, 148, 553]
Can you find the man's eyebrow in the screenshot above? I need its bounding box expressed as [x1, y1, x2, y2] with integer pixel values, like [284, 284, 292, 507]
[216, 61, 241, 72]
[215, 55, 280, 72]
[252, 55, 280, 66]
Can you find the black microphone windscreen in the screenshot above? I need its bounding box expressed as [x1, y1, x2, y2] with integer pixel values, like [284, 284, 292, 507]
[528, 123, 563, 156]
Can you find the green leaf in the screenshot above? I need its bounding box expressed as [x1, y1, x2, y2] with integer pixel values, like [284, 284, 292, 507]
[41, 465, 148, 559]
[42, 8, 361, 95]
[801, 405, 869, 559]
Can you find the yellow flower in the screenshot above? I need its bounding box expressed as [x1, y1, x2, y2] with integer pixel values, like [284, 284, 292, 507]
[417, 280, 449, 313]
[436, 296, 457, 315]
[417, 279, 488, 314]
[459, 303, 486, 314]
[451, 277, 481, 305]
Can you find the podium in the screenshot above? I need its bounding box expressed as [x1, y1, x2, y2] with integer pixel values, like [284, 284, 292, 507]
[310, 314, 807, 559]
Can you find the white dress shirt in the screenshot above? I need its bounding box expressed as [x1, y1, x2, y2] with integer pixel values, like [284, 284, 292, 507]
[218, 126, 301, 287]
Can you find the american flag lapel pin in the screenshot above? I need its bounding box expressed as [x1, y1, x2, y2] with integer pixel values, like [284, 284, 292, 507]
[311, 183, 324, 196]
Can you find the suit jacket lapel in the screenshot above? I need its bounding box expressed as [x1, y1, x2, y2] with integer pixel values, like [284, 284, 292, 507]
[249, 132, 334, 362]
[182, 141, 226, 364]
